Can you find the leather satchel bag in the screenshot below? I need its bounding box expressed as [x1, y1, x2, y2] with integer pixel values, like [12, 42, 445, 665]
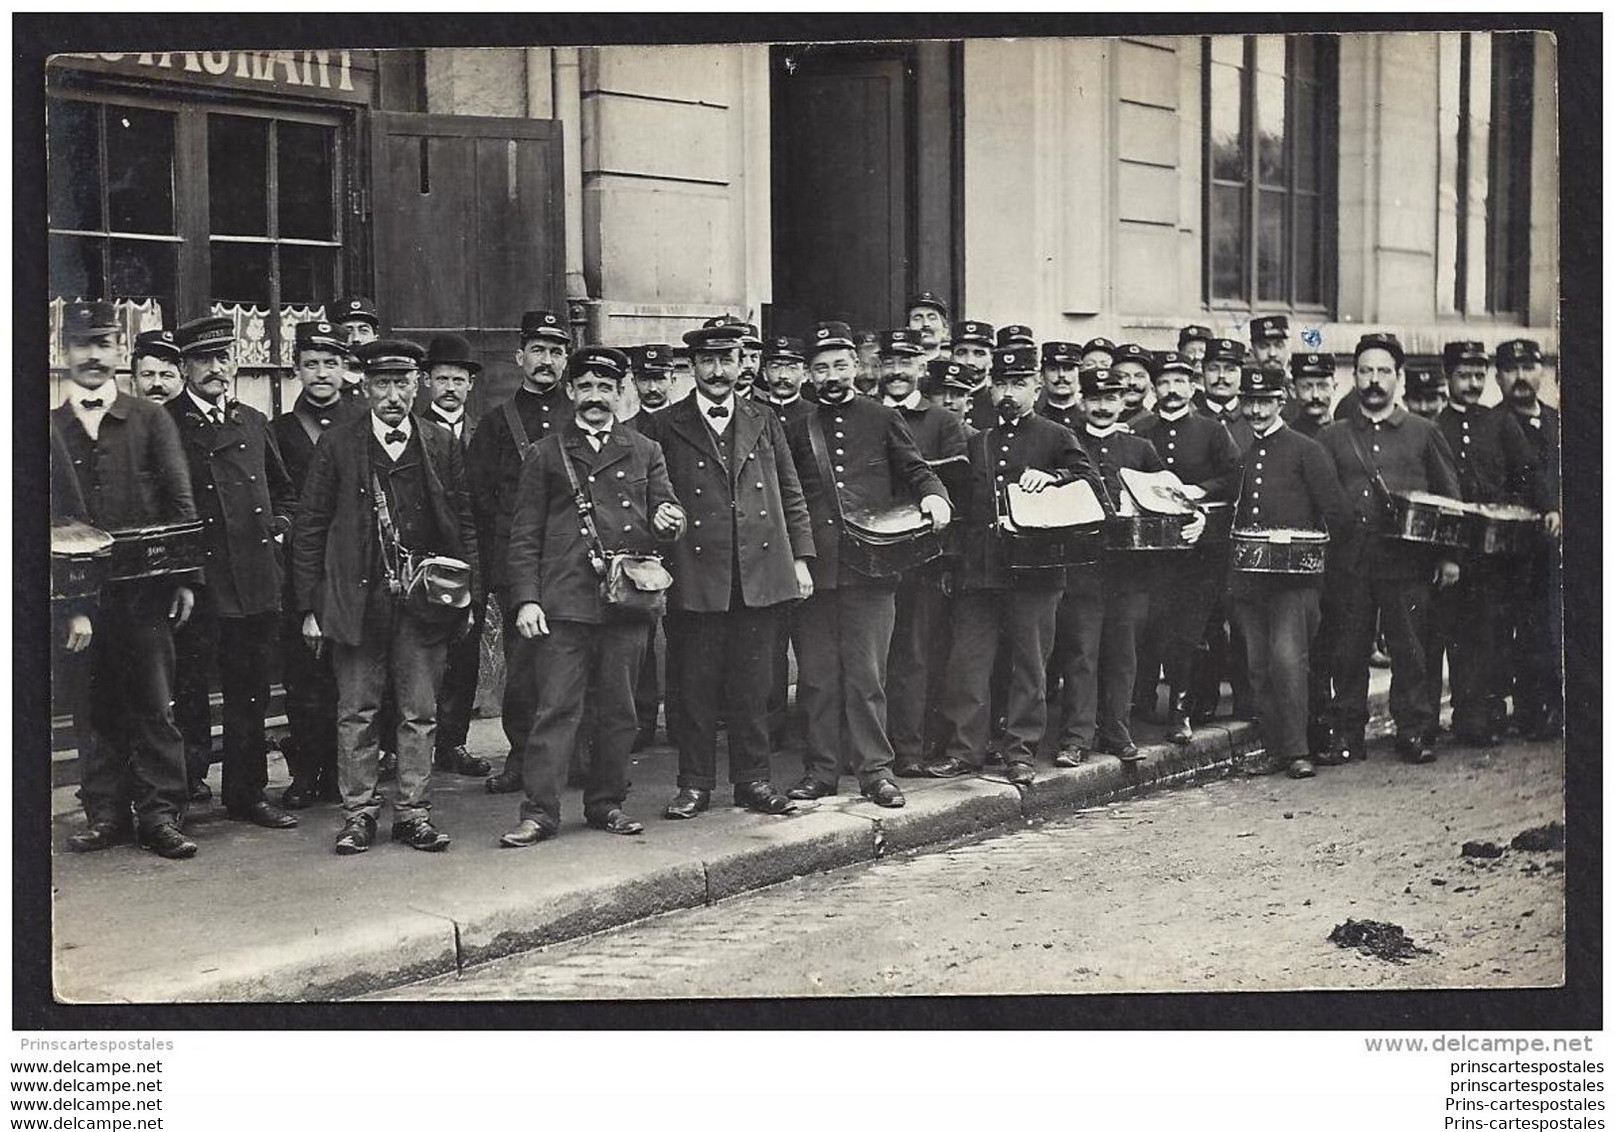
[405, 554, 474, 617]
[554, 435, 672, 620]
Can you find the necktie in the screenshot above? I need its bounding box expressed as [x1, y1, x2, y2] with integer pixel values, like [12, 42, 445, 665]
[587, 429, 608, 451]
[79, 398, 103, 410]
[706, 403, 730, 420]
[385, 429, 407, 445]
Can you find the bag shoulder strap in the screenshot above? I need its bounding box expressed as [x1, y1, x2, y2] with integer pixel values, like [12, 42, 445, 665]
[371, 470, 405, 591]
[553, 434, 607, 574]
[1343, 420, 1393, 498]
[804, 410, 846, 523]
[503, 398, 533, 457]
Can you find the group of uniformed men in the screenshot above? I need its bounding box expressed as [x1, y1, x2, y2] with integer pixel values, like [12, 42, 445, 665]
[50, 289, 1562, 860]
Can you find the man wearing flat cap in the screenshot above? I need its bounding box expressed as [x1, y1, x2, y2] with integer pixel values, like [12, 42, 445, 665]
[636, 323, 815, 819]
[273, 319, 367, 808]
[52, 300, 201, 858]
[1317, 332, 1462, 766]
[167, 314, 298, 831]
[1488, 338, 1562, 740]
[499, 347, 686, 845]
[292, 338, 481, 854]
[467, 309, 573, 794]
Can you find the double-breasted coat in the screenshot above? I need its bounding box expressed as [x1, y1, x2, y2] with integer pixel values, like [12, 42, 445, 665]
[167, 394, 296, 617]
[636, 395, 815, 612]
[291, 415, 481, 647]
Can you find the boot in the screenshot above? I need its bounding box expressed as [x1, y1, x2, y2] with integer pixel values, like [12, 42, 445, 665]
[1167, 689, 1193, 745]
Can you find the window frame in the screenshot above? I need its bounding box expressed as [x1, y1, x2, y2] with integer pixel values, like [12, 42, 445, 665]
[1200, 34, 1339, 317]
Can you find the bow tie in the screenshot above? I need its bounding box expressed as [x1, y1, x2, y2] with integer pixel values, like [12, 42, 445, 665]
[705, 403, 730, 420]
[384, 429, 407, 445]
[79, 398, 104, 410]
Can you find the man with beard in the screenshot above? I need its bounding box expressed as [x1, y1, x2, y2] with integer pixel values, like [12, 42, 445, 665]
[1488, 338, 1562, 740]
[1317, 332, 1462, 765]
[1230, 365, 1352, 779]
[781, 322, 950, 807]
[1132, 350, 1242, 742]
[52, 301, 200, 858]
[925, 346, 1104, 783]
[636, 323, 813, 819]
[1112, 343, 1158, 434]
[132, 329, 184, 403]
[293, 339, 480, 854]
[334, 295, 380, 401]
[950, 319, 998, 431]
[1424, 340, 1548, 748]
[415, 333, 492, 779]
[468, 309, 572, 794]
[166, 315, 298, 832]
[876, 328, 970, 777]
[1288, 352, 1337, 439]
[500, 347, 686, 846]
[273, 320, 367, 808]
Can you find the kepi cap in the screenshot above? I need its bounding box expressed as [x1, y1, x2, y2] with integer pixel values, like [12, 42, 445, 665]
[928, 359, 975, 393]
[1079, 367, 1124, 396]
[175, 315, 235, 357]
[335, 296, 379, 327]
[520, 309, 571, 345]
[951, 320, 995, 348]
[1441, 340, 1489, 370]
[355, 338, 426, 374]
[877, 328, 925, 357]
[1249, 315, 1290, 342]
[1151, 350, 1196, 378]
[629, 344, 673, 372]
[1177, 324, 1214, 350]
[1495, 338, 1543, 368]
[293, 320, 350, 357]
[1289, 352, 1335, 380]
[1238, 365, 1286, 398]
[132, 328, 181, 365]
[1041, 341, 1081, 367]
[991, 346, 1038, 377]
[1404, 362, 1446, 398]
[807, 321, 857, 357]
[907, 291, 950, 320]
[567, 345, 630, 383]
[1353, 331, 1405, 367]
[1203, 338, 1247, 365]
[995, 324, 1035, 348]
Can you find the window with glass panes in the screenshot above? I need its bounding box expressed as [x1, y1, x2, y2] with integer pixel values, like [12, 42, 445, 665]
[1203, 35, 1337, 312]
[47, 92, 349, 354]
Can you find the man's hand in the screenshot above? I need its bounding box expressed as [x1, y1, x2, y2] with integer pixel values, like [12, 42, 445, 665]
[793, 559, 814, 601]
[1181, 510, 1207, 545]
[1017, 468, 1058, 493]
[302, 612, 324, 657]
[514, 601, 550, 639]
[653, 501, 686, 536]
[169, 586, 195, 629]
[63, 613, 93, 653]
[918, 493, 952, 532]
[1435, 560, 1461, 589]
[1544, 511, 1562, 538]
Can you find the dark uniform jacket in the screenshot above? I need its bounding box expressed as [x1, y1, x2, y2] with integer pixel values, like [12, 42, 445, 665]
[1318, 408, 1462, 578]
[761, 396, 817, 427]
[1434, 403, 1547, 509]
[1132, 409, 1243, 501]
[272, 391, 365, 498]
[784, 397, 948, 590]
[1502, 402, 1560, 513]
[417, 402, 480, 447]
[167, 393, 295, 617]
[292, 415, 480, 647]
[1288, 412, 1329, 440]
[964, 384, 997, 433]
[1035, 398, 1085, 436]
[637, 394, 815, 613]
[465, 383, 568, 596]
[505, 420, 681, 624]
[1120, 406, 1159, 436]
[1075, 426, 1165, 507]
[1199, 399, 1255, 453]
[50, 420, 91, 523]
[1233, 423, 1352, 540]
[956, 412, 1102, 592]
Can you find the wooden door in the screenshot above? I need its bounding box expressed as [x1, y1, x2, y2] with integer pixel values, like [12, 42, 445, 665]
[371, 112, 565, 411]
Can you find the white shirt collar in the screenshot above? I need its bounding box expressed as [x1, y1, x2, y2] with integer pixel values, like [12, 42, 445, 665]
[1158, 404, 1193, 422]
[771, 391, 800, 406]
[884, 390, 922, 411]
[1205, 397, 1237, 416]
[696, 391, 736, 435]
[1085, 422, 1122, 439]
[1254, 418, 1285, 439]
[433, 404, 465, 424]
[187, 387, 226, 419]
[372, 413, 413, 447]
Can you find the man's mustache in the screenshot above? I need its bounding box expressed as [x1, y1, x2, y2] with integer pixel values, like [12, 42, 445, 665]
[579, 400, 612, 413]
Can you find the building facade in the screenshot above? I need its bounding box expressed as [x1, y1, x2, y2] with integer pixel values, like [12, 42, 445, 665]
[47, 31, 1560, 412]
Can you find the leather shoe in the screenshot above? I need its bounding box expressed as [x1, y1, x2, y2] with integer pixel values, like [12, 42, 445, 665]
[228, 800, 299, 829]
[485, 763, 523, 794]
[1286, 757, 1317, 779]
[434, 745, 492, 777]
[586, 808, 645, 835]
[391, 817, 451, 851]
[1005, 761, 1036, 786]
[734, 781, 792, 815]
[663, 787, 711, 820]
[1166, 692, 1193, 745]
[66, 820, 130, 853]
[1052, 745, 1090, 768]
[1243, 756, 1285, 777]
[892, 758, 928, 779]
[188, 778, 212, 803]
[923, 756, 978, 779]
[500, 818, 558, 848]
[281, 779, 319, 810]
[785, 776, 837, 801]
[139, 823, 198, 859]
[1396, 736, 1437, 765]
[334, 815, 377, 855]
[1113, 744, 1145, 763]
[861, 778, 905, 808]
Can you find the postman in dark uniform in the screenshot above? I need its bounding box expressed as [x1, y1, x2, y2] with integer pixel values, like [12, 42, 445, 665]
[782, 322, 950, 807]
[466, 309, 573, 792]
[1317, 332, 1462, 765]
[1132, 349, 1243, 743]
[950, 319, 999, 432]
[166, 315, 299, 831]
[1112, 343, 1159, 435]
[53, 300, 201, 859]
